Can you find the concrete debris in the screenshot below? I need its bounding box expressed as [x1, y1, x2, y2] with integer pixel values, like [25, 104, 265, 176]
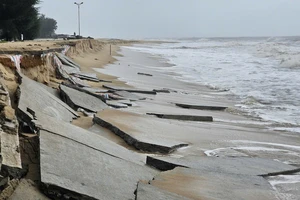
[106, 100, 128, 108]
[147, 113, 213, 122]
[114, 91, 145, 101]
[73, 72, 100, 82]
[175, 103, 228, 111]
[137, 72, 153, 77]
[93, 109, 189, 154]
[59, 84, 108, 112]
[103, 85, 157, 95]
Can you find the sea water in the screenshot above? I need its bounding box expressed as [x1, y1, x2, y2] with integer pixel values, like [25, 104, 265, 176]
[126, 37, 300, 133]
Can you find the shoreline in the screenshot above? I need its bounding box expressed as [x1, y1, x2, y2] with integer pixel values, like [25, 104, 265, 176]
[0, 39, 299, 199]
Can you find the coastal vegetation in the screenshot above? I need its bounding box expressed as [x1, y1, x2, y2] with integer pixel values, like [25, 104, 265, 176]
[0, 0, 57, 41]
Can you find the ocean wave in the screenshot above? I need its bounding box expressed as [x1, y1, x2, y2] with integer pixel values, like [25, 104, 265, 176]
[280, 56, 300, 68]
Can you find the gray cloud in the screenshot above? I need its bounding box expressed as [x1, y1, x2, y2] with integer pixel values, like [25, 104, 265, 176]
[39, 0, 300, 38]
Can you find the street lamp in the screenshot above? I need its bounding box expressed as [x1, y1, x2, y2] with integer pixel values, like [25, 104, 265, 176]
[74, 2, 83, 36]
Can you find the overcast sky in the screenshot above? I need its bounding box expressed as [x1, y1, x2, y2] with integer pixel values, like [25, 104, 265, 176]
[39, 0, 300, 39]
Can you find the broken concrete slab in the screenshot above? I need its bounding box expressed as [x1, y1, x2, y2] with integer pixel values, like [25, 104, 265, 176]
[136, 182, 191, 200]
[147, 113, 213, 122]
[17, 75, 78, 126]
[63, 83, 106, 102]
[175, 103, 228, 111]
[73, 72, 100, 82]
[137, 72, 153, 77]
[81, 87, 108, 93]
[56, 53, 80, 69]
[61, 64, 80, 74]
[103, 85, 157, 95]
[39, 116, 157, 200]
[0, 131, 22, 169]
[59, 84, 108, 112]
[150, 167, 279, 200]
[93, 109, 189, 154]
[114, 90, 145, 101]
[36, 115, 145, 165]
[146, 156, 298, 176]
[106, 100, 128, 108]
[8, 179, 50, 200]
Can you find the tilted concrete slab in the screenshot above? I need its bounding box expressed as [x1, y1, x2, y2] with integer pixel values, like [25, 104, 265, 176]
[38, 117, 157, 200]
[59, 84, 108, 112]
[106, 100, 128, 108]
[175, 103, 228, 111]
[136, 182, 191, 200]
[1, 131, 22, 169]
[114, 90, 145, 101]
[150, 167, 279, 200]
[147, 156, 298, 176]
[36, 115, 145, 165]
[73, 72, 100, 82]
[103, 85, 157, 95]
[18, 75, 78, 125]
[93, 109, 188, 154]
[147, 113, 213, 122]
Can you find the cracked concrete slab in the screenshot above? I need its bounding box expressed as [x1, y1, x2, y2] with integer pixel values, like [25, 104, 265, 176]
[59, 84, 108, 112]
[150, 167, 279, 200]
[136, 182, 191, 200]
[147, 156, 298, 176]
[18, 75, 78, 125]
[93, 109, 189, 154]
[106, 100, 128, 108]
[39, 116, 157, 200]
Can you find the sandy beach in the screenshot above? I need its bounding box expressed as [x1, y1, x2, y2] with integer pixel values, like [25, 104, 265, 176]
[0, 39, 299, 199]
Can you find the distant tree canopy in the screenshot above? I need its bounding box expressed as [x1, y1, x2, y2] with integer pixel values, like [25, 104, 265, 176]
[38, 15, 57, 38]
[0, 0, 40, 41]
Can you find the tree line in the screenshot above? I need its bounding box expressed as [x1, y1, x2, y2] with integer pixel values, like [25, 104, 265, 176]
[0, 0, 58, 41]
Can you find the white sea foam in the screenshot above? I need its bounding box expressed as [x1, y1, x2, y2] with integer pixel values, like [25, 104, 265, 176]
[128, 37, 300, 133]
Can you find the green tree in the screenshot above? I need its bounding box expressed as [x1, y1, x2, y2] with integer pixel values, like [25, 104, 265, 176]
[0, 0, 40, 40]
[38, 15, 58, 38]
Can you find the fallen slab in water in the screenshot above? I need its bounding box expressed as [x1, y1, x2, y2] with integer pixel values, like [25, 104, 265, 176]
[114, 91, 145, 101]
[136, 182, 190, 200]
[150, 167, 279, 200]
[38, 116, 156, 200]
[147, 113, 213, 122]
[59, 84, 108, 112]
[175, 103, 227, 111]
[93, 109, 189, 154]
[137, 72, 153, 77]
[146, 156, 298, 176]
[103, 85, 157, 95]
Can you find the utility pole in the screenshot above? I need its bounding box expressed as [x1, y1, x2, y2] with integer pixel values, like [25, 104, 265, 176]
[74, 2, 83, 36]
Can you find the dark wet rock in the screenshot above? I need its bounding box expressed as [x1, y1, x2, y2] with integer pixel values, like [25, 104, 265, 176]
[137, 72, 153, 77]
[93, 109, 189, 154]
[147, 113, 213, 122]
[150, 167, 279, 200]
[38, 116, 157, 200]
[103, 85, 157, 95]
[17, 75, 78, 128]
[175, 103, 228, 111]
[114, 91, 145, 101]
[153, 89, 171, 93]
[146, 156, 298, 176]
[59, 84, 108, 112]
[8, 179, 50, 200]
[136, 182, 191, 200]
